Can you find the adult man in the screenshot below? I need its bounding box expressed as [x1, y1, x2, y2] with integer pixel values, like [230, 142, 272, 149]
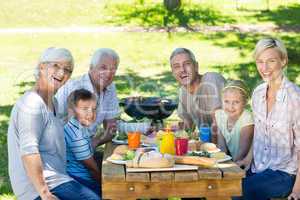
[170, 48, 225, 135]
[55, 48, 120, 145]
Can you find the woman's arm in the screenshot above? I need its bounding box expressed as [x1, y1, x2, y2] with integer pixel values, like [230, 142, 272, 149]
[22, 154, 58, 200]
[234, 124, 254, 161]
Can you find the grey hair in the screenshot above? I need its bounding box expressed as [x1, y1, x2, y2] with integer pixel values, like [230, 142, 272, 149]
[169, 48, 197, 64]
[34, 47, 74, 79]
[253, 38, 288, 63]
[90, 48, 120, 69]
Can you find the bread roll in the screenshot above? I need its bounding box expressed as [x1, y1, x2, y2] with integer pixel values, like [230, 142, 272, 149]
[200, 143, 218, 152]
[113, 145, 129, 155]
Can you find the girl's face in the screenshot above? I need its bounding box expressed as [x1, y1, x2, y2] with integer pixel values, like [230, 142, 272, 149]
[223, 89, 245, 120]
[255, 48, 286, 83]
[74, 99, 97, 127]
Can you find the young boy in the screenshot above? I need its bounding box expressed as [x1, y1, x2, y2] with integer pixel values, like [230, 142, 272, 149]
[64, 89, 101, 196]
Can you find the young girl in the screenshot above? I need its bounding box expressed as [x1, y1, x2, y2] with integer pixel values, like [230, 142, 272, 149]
[214, 80, 254, 163]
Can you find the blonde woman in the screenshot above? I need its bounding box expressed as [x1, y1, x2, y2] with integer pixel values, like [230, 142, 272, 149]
[240, 38, 300, 200]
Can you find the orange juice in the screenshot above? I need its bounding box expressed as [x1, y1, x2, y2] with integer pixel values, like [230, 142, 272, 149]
[127, 131, 141, 149]
[159, 129, 175, 155]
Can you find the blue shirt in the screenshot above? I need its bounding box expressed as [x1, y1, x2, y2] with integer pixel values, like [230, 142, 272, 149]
[64, 117, 94, 181]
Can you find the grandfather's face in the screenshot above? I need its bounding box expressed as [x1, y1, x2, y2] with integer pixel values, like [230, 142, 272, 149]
[39, 60, 73, 93]
[170, 53, 198, 87]
[89, 55, 117, 92]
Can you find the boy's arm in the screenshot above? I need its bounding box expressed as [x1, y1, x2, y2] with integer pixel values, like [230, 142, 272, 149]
[81, 157, 101, 182]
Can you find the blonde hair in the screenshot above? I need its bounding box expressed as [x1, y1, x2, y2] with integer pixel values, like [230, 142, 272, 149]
[253, 38, 288, 65]
[222, 80, 250, 105]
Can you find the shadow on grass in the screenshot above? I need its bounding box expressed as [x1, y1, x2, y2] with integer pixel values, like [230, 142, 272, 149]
[103, 2, 236, 28]
[254, 4, 300, 30]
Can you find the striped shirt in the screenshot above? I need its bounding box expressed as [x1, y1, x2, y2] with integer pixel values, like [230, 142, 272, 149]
[55, 73, 120, 135]
[251, 77, 300, 175]
[64, 117, 94, 181]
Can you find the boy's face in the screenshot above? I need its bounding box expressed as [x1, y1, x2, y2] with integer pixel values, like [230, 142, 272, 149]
[74, 99, 97, 127]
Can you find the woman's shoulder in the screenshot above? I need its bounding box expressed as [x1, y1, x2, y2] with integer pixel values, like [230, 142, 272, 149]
[15, 91, 46, 114]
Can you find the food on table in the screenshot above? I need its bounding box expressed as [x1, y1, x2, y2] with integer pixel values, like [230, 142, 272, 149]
[174, 156, 216, 167]
[200, 143, 219, 152]
[174, 129, 189, 139]
[209, 151, 226, 159]
[126, 151, 174, 168]
[188, 139, 202, 151]
[124, 150, 135, 160]
[115, 132, 128, 140]
[113, 145, 129, 155]
[109, 153, 124, 161]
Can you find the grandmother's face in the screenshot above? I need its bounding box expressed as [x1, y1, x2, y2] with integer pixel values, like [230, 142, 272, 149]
[255, 48, 286, 83]
[171, 53, 198, 86]
[89, 55, 117, 92]
[39, 60, 73, 92]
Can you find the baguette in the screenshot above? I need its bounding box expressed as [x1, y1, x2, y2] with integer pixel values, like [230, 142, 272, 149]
[175, 156, 216, 167]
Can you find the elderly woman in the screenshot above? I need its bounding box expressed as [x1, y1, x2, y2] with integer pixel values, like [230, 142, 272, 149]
[240, 38, 300, 200]
[7, 48, 100, 200]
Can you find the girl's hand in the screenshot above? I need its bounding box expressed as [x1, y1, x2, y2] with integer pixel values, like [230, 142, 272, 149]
[236, 159, 251, 171]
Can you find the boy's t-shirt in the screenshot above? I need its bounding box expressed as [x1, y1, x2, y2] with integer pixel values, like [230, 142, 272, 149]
[64, 117, 94, 181]
[215, 109, 254, 159]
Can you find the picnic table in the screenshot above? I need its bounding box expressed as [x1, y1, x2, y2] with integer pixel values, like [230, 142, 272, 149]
[102, 142, 245, 200]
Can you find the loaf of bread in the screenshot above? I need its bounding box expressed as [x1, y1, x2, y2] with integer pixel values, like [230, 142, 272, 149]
[174, 156, 216, 167]
[113, 145, 129, 155]
[126, 151, 174, 168]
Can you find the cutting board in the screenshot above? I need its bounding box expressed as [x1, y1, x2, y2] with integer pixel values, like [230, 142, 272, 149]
[126, 164, 198, 173]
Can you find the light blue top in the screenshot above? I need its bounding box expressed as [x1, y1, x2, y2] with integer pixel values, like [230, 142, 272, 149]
[8, 91, 72, 200]
[215, 109, 254, 159]
[64, 117, 94, 181]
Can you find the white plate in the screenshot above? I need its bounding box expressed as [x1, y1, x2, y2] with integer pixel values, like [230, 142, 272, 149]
[216, 155, 232, 163]
[106, 157, 127, 165]
[112, 139, 128, 145]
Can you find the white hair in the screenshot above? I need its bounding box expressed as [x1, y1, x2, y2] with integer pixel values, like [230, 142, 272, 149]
[34, 47, 74, 79]
[89, 48, 120, 69]
[170, 48, 197, 64]
[253, 38, 288, 62]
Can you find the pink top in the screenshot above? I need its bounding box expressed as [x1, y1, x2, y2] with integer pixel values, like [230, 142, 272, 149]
[251, 76, 300, 175]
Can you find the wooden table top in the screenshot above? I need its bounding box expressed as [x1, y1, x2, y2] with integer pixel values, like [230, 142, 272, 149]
[102, 142, 245, 200]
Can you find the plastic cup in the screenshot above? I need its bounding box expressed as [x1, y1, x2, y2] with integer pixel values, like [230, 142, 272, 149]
[175, 138, 188, 156]
[127, 131, 141, 149]
[199, 126, 211, 142]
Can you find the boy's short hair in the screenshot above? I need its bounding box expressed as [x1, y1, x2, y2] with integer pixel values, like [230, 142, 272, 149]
[67, 89, 96, 109]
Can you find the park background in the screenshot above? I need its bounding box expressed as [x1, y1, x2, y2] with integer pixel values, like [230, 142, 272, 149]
[0, 0, 300, 199]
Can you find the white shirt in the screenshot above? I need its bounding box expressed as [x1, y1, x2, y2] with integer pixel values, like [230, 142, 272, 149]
[251, 77, 300, 175]
[54, 73, 120, 135]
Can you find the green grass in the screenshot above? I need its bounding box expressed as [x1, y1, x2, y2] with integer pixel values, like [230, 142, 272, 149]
[1, 0, 300, 199]
[1, 31, 300, 198]
[0, 0, 299, 28]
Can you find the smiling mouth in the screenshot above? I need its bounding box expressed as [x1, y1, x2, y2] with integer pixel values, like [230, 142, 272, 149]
[53, 77, 63, 83]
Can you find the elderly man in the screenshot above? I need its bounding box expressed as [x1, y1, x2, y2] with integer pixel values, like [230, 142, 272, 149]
[55, 48, 120, 145]
[170, 48, 225, 140]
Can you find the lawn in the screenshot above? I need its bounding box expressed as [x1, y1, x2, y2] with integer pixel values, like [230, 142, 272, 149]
[1, 0, 300, 199]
